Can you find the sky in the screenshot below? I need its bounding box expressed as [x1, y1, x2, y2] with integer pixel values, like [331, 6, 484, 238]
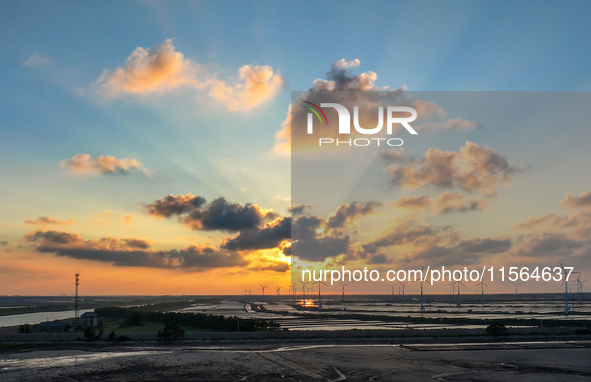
[1, 1, 590, 296]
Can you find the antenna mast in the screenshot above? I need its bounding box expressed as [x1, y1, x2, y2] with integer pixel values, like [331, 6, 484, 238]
[75, 273, 80, 319]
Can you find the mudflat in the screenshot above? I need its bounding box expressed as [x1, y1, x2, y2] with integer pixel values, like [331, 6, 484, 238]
[1, 340, 590, 381]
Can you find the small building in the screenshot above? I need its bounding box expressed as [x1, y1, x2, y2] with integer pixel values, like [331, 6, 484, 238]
[73, 312, 98, 330]
[38, 321, 67, 332]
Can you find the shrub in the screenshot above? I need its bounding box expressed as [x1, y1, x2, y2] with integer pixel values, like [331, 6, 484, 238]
[157, 323, 185, 341]
[486, 321, 507, 336]
[83, 327, 103, 341]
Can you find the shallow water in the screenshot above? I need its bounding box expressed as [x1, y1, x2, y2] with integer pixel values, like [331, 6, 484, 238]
[0, 309, 94, 328]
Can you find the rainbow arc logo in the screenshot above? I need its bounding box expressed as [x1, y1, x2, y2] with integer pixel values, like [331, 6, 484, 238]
[302, 101, 328, 125]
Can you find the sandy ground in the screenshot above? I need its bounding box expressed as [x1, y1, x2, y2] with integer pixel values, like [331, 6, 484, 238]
[0, 340, 590, 381]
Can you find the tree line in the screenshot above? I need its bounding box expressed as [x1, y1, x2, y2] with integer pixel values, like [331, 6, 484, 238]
[95, 306, 275, 332]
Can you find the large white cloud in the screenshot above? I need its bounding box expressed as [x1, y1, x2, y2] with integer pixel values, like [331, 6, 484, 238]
[95, 39, 283, 110]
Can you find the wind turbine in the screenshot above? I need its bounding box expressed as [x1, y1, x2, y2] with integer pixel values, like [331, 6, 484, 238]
[575, 274, 586, 302]
[248, 288, 252, 295]
[301, 281, 309, 304]
[276, 285, 282, 295]
[449, 282, 455, 303]
[455, 281, 465, 307]
[413, 267, 431, 312]
[316, 280, 327, 309]
[559, 262, 570, 314]
[260, 284, 268, 297]
[476, 281, 488, 304]
[340, 282, 348, 302]
[511, 282, 521, 300]
[568, 272, 581, 301]
[291, 283, 297, 301]
[244, 287, 248, 296]
[399, 281, 409, 303]
[389, 284, 397, 301]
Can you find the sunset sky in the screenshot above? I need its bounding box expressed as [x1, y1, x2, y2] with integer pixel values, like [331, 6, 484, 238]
[1, 1, 591, 296]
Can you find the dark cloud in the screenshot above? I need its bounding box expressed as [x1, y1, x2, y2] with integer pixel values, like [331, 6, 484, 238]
[391, 195, 431, 209]
[362, 223, 435, 254]
[291, 215, 350, 262]
[146, 195, 277, 232]
[516, 233, 584, 258]
[326, 201, 382, 229]
[249, 261, 290, 273]
[0, 241, 8, 246]
[289, 204, 312, 216]
[408, 237, 512, 267]
[314, 59, 381, 92]
[25, 230, 248, 271]
[433, 192, 488, 214]
[221, 217, 291, 251]
[122, 238, 151, 249]
[145, 194, 206, 218]
[25, 230, 82, 245]
[384, 142, 518, 196]
[367, 253, 389, 265]
[170, 246, 248, 269]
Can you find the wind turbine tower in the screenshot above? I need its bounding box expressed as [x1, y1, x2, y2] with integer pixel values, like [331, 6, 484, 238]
[317, 280, 327, 309]
[340, 282, 348, 302]
[74, 273, 80, 319]
[576, 275, 586, 302]
[476, 281, 488, 304]
[455, 281, 465, 307]
[260, 284, 268, 297]
[301, 281, 309, 304]
[511, 282, 521, 300]
[449, 282, 455, 303]
[559, 262, 570, 314]
[399, 281, 409, 303]
[389, 284, 397, 301]
[415, 267, 431, 312]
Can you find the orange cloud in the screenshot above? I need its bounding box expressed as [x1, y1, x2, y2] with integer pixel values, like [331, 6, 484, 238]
[561, 189, 591, 209]
[391, 195, 431, 210]
[96, 39, 195, 96]
[95, 39, 283, 111]
[120, 214, 134, 224]
[23, 216, 74, 225]
[209, 64, 284, 110]
[432, 192, 488, 214]
[384, 142, 518, 196]
[60, 154, 148, 175]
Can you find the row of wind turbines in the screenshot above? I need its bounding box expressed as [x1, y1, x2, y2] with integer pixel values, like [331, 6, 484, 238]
[247, 263, 585, 314]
